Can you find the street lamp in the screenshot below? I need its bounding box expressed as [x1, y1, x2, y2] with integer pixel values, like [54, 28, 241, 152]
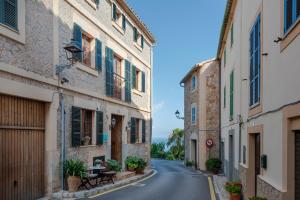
[57, 39, 82, 190]
[110, 117, 117, 130]
[175, 110, 184, 120]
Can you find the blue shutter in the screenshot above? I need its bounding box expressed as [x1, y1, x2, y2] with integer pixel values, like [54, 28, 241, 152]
[73, 23, 82, 62]
[112, 3, 117, 21]
[130, 117, 136, 143]
[72, 106, 81, 147]
[141, 35, 144, 49]
[122, 14, 126, 30]
[125, 60, 131, 102]
[141, 71, 145, 92]
[96, 111, 104, 145]
[133, 27, 138, 42]
[2, 0, 17, 30]
[230, 71, 234, 120]
[142, 119, 146, 143]
[105, 47, 114, 96]
[95, 39, 102, 71]
[132, 65, 136, 89]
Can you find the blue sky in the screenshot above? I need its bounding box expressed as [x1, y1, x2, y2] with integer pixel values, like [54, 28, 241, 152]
[126, 0, 227, 139]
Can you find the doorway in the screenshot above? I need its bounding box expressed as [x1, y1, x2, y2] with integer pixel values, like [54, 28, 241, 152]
[229, 134, 235, 181]
[254, 134, 261, 195]
[111, 115, 123, 163]
[295, 131, 300, 200]
[191, 140, 197, 167]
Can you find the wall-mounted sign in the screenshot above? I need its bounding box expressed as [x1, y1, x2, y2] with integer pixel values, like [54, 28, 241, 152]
[103, 132, 108, 143]
[206, 139, 214, 148]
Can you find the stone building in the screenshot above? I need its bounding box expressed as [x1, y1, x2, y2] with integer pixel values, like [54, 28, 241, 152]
[0, 0, 155, 199]
[180, 59, 220, 170]
[217, 0, 300, 199]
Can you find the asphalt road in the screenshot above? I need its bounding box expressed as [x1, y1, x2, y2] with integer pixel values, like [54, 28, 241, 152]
[88, 160, 212, 200]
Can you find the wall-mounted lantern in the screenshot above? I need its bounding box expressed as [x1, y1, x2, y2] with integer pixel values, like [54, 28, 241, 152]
[261, 154, 267, 169]
[109, 117, 117, 130]
[126, 120, 131, 131]
[175, 110, 184, 120]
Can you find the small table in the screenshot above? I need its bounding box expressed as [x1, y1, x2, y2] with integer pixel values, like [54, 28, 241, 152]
[88, 166, 106, 171]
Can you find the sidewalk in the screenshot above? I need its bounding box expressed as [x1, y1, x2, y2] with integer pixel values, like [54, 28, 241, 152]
[51, 169, 155, 200]
[213, 175, 229, 200]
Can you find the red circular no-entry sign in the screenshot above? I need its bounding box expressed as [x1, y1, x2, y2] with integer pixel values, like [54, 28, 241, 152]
[206, 139, 214, 148]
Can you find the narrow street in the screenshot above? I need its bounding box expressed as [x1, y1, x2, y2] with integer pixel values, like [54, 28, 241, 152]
[87, 160, 212, 200]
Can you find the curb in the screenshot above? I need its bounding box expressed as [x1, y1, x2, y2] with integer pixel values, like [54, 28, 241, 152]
[51, 169, 155, 199]
[212, 175, 224, 200]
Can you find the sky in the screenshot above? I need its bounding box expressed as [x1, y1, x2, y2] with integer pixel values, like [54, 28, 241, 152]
[126, 0, 227, 139]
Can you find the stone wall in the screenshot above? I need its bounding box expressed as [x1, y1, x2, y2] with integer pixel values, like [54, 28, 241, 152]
[257, 177, 283, 200]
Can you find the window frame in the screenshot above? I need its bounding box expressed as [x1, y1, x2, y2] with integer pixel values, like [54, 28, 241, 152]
[111, 2, 125, 34]
[191, 75, 197, 92]
[249, 15, 261, 107]
[230, 23, 234, 47]
[191, 104, 197, 125]
[82, 32, 93, 68]
[229, 70, 234, 121]
[284, 0, 300, 33]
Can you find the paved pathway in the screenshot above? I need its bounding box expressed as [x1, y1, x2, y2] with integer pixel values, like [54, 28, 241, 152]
[87, 160, 212, 200]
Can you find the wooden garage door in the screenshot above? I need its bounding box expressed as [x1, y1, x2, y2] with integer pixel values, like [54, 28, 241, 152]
[295, 131, 300, 200]
[0, 94, 45, 200]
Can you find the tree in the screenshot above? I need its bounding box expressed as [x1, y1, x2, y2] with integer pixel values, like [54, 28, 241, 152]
[167, 128, 184, 160]
[151, 142, 166, 159]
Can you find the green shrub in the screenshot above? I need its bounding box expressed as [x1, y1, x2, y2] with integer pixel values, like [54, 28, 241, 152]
[137, 158, 147, 170]
[224, 182, 242, 196]
[249, 197, 267, 200]
[64, 159, 87, 178]
[125, 156, 139, 170]
[107, 159, 122, 172]
[205, 158, 222, 172]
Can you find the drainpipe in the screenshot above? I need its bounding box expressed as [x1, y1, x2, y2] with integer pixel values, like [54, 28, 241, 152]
[60, 89, 66, 190]
[218, 59, 222, 162]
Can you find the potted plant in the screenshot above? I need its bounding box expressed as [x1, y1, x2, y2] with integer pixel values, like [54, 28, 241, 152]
[136, 158, 147, 174]
[107, 159, 122, 172]
[64, 159, 87, 192]
[205, 158, 222, 174]
[249, 197, 267, 200]
[125, 156, 139, 171]
[224, 182, 242, 200]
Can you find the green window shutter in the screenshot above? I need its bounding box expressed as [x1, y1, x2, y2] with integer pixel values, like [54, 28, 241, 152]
[96, 111, 104, 145]
[132, 65, 136, 89]
[125, 60, 131, 102]
[105, 47, 114, 96]
[95, 39, 102, 71]
[133, 27, 138, 42]
[224, 86, 226, 108]
[141, 35, 144, 49]
[73, 23, 82, 62]
[141, 71, 145, 93]
[130, 117, 136, 143]
[142, 119, 146, 143]
[2, 0, 17, 30]
[72, 106, 81, 147]
[230, 71, 234, 120]
[94, 0, 100, 6]
[112, 3, 117, 21]
[224, 49, 226, 67]
[122, 14, 126, 30]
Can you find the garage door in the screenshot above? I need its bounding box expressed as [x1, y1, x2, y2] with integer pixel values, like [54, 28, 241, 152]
[295, 131, 300, 200]
[0, 94, 45, 200]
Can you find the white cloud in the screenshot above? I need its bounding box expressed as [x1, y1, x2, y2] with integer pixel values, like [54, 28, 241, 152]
[153, 101, 165, 113]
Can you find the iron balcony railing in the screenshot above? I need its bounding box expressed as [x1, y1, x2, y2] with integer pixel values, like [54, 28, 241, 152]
[112, 72, 126, 100]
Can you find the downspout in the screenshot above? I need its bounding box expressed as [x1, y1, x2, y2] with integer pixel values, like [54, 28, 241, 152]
[60, 90, 65, 190]
[218, 59, 222, 162]
[150, 44, 155, 146]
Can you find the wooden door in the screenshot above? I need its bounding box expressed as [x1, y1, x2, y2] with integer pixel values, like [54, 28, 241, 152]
[295, 131, 300, 200]
[229, 135, 234, 181]
[0, 94, 45, 200]
[254, 134, 261, 196]
[111, 115, 122, 163]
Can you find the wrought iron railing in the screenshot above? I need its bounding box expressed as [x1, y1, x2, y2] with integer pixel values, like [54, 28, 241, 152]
[112, 72, 126, 100]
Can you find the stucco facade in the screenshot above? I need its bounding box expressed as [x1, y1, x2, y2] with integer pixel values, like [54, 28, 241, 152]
[217, 0, 300, 199]
[0, 0, 154, 197]
[181, 60, 220, 171]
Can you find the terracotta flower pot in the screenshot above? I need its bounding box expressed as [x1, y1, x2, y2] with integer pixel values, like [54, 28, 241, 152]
[136, 168, 144, 174]
[230, 193, 241, 200]
[67, 176, 81, 192]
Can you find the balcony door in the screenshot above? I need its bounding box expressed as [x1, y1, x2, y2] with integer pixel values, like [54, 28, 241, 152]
[113, 55, 122, 100]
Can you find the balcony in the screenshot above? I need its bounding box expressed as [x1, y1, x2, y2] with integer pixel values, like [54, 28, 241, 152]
[112, 72, 125, 100]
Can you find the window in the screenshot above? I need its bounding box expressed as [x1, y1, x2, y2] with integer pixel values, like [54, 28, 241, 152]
[284, 0, 300, 33]
[132, 66, 146, 93]
[82, 33, 92, 67]
[113, 55, 122, 100]
[133, 26, 144, 50]
[250, 15, 261, 106]
[191, 75, 196, 91]
[0, 0, 18, 30]
[112, 3, 126, 33]
[130, 117, 140, 143]
[229, 71, 234, 120]
[230, 23, 234, 47]
[191, 105, 196, 124]
[81, 109, 93, 145]
[224, 86, 226, 108]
